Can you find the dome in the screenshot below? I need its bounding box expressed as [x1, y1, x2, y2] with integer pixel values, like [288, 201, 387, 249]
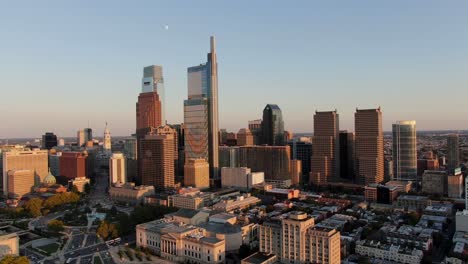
[43, 169, 56, 185]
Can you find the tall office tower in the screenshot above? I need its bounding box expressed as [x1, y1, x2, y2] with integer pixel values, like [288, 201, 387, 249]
[289, 160, 302, 185]
[237, 128, 254, 146]
[103, 123, 112, 151]
[392, 121, 417, 181]
[355, 108, 384, 185]
[248, 119, 263, 145]
[59, 152, 87, 179]
[238, 146, 291, 181]
[123, 137, 137, 160]
[283, 130, 293, 143]
[262, 104, 285, 146]
[2, 150, 48, 195]
[184, 159, 210, 189]
[42, 132, 58, 150]
[48, 152, 62, 176]
[384, 158, 394, 182]
[447, 134, 460, 171]
[142, 65, 165, 123]
[219, 129, 228, 145]
[84, 128, 93, 143]
[7, 170, 35, 199]
[310, 110, 339, 185]
[186, 36, 219, 180]
[171, 124, 186, 181]
[281, 212, 315, 263]
[151, 125, 179, 179]
[288, 139, 313, 183]
[306, 227, 341, 264]
[140, 134, 175, 189]
[77, 130, 85, 147]
[109, 153, 126, 185]
[219, 146, 240, 168]
[339, 131, 355, 180]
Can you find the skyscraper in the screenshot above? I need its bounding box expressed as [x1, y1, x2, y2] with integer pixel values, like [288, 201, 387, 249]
[109, 153, 126, 185]
[392, 121, 417, 181]
[184, 159, 210, 189]
[42, 132, 57, 150]
[447, 134, 460, 171]
[60, 152, 87, 179]
[339, 131, 355, 181]
[288, 139, 313, 182]
[355, 108, 384, 185]
[142, 65, 165, 123]
[248, 119, 263, 145]
[238, 145, 291, 181]
[237, 128, 254, 146]
[185, 36, 219, 180]
[140, 134, 175, 189]
[262, 104, 285, 146]
[77, 130, 85, 147]
[84, 128, 93, 143]
[103, 123, 112, 151]
[310, 110, 339, 185]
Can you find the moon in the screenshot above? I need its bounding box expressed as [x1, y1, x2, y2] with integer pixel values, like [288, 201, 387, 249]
[164, 25, 169, 30]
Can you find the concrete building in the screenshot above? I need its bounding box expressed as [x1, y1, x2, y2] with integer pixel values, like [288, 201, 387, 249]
[356, 240, 423, 264]
[140, 134, 175, 189]
[364, 184, 399, 204]
[262, 104, 285, 146]
[248, 119, 263, 145]
[281, 211, 315, 263]
[70, 176, 90, 193]
[310, 110, 339, 185]
[109, 153, 126, 185]
[2, 149, 48, 195]
[422, 170, 447, 195]
[59, 152, 87, 179]
[7, 170, 34, 199]
[238, 146, 291, 181]
[241, 253, 277, 264]
[259, 219, 282, 257]
[77, 129, 85, 147]
[184, 159, 210, 190]
[448, 170, 463, 198]
[109, 183, 155, 204]
[237, 128, 254, 146]
[447, 134, 460, 171]
[186, 36, 219, 180]
[168, 191, 206, 210]
[288, 139, 313, 181]
[392, 121, 417, 181]
[289, 160, 301, 185]
[212, 194, 260, 213]
[41, 132, 57, 150]
[166, 209, 210, 226]
[221, 167, 264, 190]
[396, 195, 431, 211]
[355, 108, 384, 185]
[305, 227, 341, 264]
[136, 219, 225, 263]
[0, 232, 19, 257]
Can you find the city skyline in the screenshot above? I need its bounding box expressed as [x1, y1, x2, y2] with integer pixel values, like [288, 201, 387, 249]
[1, 1, 468, 138]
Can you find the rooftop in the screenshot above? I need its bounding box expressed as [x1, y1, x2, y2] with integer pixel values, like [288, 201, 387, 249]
[242, 252, 277, 264]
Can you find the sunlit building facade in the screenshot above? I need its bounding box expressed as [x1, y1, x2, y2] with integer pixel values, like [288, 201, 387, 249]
[392, 121, 417, 181]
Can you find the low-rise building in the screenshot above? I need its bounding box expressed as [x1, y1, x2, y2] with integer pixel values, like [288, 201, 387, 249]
[456, 210, 468, 232]
[221, 167, 264, 190]
[356, 240, 423, 264]
[364, 184, 399, 204]
[165, 209, 210, 226]
[109, 183, 155, 204]
[70, 176, 90, 193]
[0, 232, 19, 257]
[264, 187, 300, 200]
[168, 189, 212, 210]
[212, 194, 260, 213]
[136, 219, 225, 263]
[396, 195, 430, 211]
[422, 170, 447, 195]
[241, 252, 277, 264]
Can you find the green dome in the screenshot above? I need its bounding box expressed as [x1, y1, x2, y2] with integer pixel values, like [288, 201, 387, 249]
[43, 169, 56, 185]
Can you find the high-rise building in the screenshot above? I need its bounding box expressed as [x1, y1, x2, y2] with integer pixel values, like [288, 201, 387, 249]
[2, 150, 48, 195]
[283, 130, 293, 143]
[392, 121, 417, 181]
[184, 159, 210, 189]
[171, 124, 186, 181]
[422, 170, 447, 195]
[262, 104, 284, 146]
[109, 153, 126, 185]
[288, 139, 313, 182]
[355, 108, 384, 185]
[186, 36, 219, 180]
[59, 152, 87, 179]
[281, 212, 315, 262]
[7, 170, 34, 199]
[339, 131, 355, 181]
[123, 137, 137, 160]
[42, 132, 57, 150]
[447, 170, 463, 198]
[447, 134, 460, 171]
[103, 123, 112, 151]
[237, 128, 254, 146]
[77, 130, 85, 147]
[48, 152, 61, 177]
[238, 146, 291, 181]
[310, 110, 339, 185]
[219, 146, 240, 168]
[248, 119, 263, 145]
[84, 128, 93, 143]
[140, 134, 175, 189]
[306, 227, 341, 264]
[289, 159, 302, 185]
[142, 65, 165, 122]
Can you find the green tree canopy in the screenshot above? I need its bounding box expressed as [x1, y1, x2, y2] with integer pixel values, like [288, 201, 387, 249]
[0, 255, 30, 264]
[25, 198, 43, 217]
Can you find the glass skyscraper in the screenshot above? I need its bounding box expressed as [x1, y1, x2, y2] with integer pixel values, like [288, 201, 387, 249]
[184, 36, 219, 179]
[262, 104, 284, 146]
[392, 120, 417, 181]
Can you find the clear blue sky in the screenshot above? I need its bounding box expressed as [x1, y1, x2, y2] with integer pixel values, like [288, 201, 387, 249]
[0, 1, 467, 138]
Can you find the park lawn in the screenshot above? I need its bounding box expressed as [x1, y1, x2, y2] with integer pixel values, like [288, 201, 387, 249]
[37, 243, 60, 255]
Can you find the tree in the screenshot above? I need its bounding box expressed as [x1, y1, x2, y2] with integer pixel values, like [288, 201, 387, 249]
[71, 185, 80, 194]
[25, 198, 43, 217]
[0, 255, 30, 264]
[84, 183, 91, 194]
[48, 219, 64, 232]
[97, 221, 119, 240]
